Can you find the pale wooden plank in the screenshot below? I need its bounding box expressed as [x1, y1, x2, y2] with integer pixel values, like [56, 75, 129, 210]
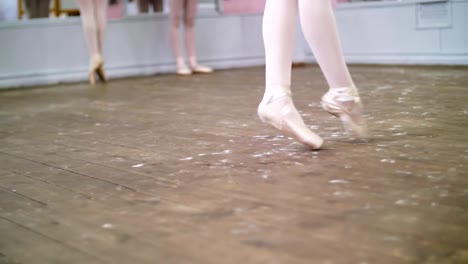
[0, 217, 104, 264]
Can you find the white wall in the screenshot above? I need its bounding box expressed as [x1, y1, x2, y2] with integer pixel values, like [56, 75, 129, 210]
[334, 0, 468, 64]
[0, 0, 467, 89]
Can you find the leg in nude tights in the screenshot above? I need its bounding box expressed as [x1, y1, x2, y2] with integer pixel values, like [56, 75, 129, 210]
[76, 0, 108, 85]
[169, 0, 212, 75]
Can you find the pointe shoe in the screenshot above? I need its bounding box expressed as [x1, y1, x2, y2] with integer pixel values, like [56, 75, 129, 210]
[321, 87, 367, 139]
[191, 65, 213, 74]
[177, 66, 192, 76]
[88, 55, 106, 85]
[96, 63, 107, 83]
[258, 88, 324, 150]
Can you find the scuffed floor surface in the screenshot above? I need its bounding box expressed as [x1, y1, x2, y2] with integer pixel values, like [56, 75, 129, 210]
[0, 65, 467, 264]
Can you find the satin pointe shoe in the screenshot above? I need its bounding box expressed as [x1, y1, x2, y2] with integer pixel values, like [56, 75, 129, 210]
[88, 55, 106, 85]
[321, 87, 368, 139]
[177, 65, 192, 76]
[191, 65, 213, 74]
[258, 86, 324, 150]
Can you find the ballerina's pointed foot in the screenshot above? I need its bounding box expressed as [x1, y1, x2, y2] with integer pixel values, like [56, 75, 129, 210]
[258, 88, 323, 150]
[321, 87, 368, 140]
[89, 55, 106, 85]
[96, 64, 107, 82]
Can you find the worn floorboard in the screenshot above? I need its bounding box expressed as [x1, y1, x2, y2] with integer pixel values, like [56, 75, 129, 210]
[0, 66, 467, 264]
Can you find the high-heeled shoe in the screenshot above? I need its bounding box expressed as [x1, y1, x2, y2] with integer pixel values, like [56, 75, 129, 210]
[258, 86, 324, 150]
[321, 87, 367, 139]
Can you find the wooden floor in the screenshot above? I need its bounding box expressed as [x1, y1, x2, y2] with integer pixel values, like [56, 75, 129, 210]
[0, 66, 467, 264]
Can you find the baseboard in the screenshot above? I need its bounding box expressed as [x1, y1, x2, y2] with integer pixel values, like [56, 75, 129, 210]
[0, 56, 267, 89]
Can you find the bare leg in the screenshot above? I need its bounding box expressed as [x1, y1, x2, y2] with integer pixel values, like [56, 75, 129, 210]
[258, 0, 323, 149]
[298, 0, 366, 138]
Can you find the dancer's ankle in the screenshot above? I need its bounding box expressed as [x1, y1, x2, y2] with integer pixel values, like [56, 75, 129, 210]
[176, 57, 187, 68]
[188, 56, 198, 68]
[329, 85, 358, 97]
[262, 84, 291, 103]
